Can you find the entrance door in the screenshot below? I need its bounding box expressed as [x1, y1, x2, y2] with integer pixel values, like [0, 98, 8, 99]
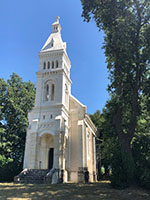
[48, 148, 54, 169]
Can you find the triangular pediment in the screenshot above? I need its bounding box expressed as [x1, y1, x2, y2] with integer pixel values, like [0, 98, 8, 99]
[42, 38, 54, 51]
[40, 32, 65, 53]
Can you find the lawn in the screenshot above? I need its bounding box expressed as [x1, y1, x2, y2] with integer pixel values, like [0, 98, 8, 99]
[0, 181, 149, 200]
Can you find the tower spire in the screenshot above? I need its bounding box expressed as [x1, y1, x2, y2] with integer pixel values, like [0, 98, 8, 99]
[52, 16, 61, 33]
[41, 16, 66, 52]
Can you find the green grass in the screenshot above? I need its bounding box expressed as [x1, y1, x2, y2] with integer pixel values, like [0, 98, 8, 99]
[0, 181, 149, 200]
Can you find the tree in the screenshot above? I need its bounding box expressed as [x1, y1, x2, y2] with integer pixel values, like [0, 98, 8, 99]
[0, 73, 35, 181]
[132, 95, 150, 189]
[0, 78, 7, 146]
[90, 97, 150, 188]
[81, 0, 150, 187]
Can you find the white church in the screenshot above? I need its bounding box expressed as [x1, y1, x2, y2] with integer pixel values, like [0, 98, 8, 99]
[23, 17, 97, 183]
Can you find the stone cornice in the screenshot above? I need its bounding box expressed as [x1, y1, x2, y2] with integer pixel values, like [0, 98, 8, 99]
[32, 103, 69, 114]
[63, 51, 71, 67]
[36, 69, 72, 84]
[61, 105, 70, 118]
[39, 49, 64, 58]
[63, 69, 72, 84]
[32, 104, 63, 111]
[85, 113, 97, 134]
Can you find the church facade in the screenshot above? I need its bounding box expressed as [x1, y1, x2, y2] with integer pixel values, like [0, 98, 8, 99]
[23, 17, 97, 183]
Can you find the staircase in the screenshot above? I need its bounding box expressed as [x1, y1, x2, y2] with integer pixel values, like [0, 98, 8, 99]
[14, 169, 49, 184]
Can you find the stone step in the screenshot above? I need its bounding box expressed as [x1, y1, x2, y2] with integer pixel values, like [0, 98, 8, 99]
[14, 169, 49, 184]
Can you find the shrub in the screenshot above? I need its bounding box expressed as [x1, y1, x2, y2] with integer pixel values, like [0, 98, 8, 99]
[0, 155, 22, 182]
[110, 144, 134, 189]
[132, 133, 150, 189]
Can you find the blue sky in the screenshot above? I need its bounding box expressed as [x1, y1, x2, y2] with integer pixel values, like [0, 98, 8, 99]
[0, 0, 109, 114]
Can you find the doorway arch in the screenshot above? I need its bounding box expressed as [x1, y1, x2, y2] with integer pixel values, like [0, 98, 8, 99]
[38, 134, 54, 169]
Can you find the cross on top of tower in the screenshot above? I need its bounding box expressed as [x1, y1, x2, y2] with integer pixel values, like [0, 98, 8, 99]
[56, 16, 60, 23]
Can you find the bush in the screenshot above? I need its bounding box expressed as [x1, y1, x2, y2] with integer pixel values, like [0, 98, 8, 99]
[110, 144, 134, 189]
[0, 155, 22, 182]
[132, 133, 150, 189]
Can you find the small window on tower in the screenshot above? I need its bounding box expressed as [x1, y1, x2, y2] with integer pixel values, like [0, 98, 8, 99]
[51, 84, 55, 101]
[48, 62, 50, 69]
[56, 60, 59, 68]
[52, 61, 54, 69]
[51, 39, 54, 47]
[46, 84, 49, 101]
[43, 62, 46, 69]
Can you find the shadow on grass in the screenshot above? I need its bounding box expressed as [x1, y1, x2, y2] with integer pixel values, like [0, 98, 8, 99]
[0, 181, 149, 200]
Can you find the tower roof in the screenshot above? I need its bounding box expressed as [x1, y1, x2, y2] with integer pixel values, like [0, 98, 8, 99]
[40, 16, 66, 53]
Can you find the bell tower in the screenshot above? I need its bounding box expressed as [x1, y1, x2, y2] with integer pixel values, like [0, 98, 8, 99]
[23, 17, 71, 179]
[35, 16, 71, 111]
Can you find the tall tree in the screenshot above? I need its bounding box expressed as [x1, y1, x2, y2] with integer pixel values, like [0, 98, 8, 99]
[0, 79, 7, 155]
[0, 73, 35, 181]
[81, 0, 150, 187]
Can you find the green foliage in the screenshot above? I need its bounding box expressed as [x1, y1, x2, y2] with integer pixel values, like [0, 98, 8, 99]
[81, 0, 150, 188]
[0, 155, 18, 182]
[90, 110, 105, 179]
[110, 144, 135, 189]
[90, 110, 104, 137]
[132, 133, 150, 189]
[0, 73, 35, 182]
[131, 97, 150, 189]
[101, 166, 105, 175]
[90, 97, 150, 189]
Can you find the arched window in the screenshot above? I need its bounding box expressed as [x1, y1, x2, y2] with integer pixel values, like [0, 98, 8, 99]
[56, 60, 59, 68]
[52, 61, 54, 69]
[43, 62, 46, 69]
[51, 84, 55, 101]
[46, 84, 49, 101]
[51, 39, 54, 47]
[48, 62, 50, 69]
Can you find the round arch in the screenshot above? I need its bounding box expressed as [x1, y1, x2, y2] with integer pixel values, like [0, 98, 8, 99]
[38, 133, 54, 169]
[39, 129, 55, 137]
